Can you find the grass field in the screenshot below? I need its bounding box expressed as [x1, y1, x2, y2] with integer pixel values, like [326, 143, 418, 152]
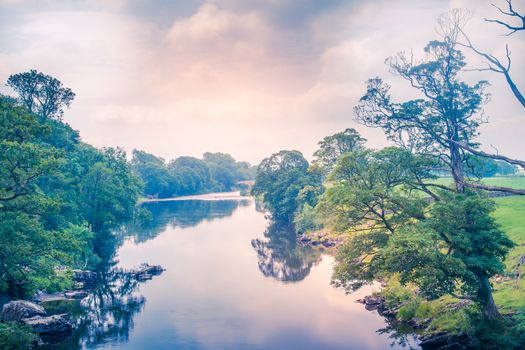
[418, 176, 525, 314]
[433, 175, 525, 190]
[493, 195, 525, 313]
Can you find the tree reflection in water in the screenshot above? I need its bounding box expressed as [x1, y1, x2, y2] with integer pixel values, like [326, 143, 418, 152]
[41, 199, 251, 349]
[251, 222, 322, 282]
[126, 199, 251, 244]
[40, 263, 146, 349]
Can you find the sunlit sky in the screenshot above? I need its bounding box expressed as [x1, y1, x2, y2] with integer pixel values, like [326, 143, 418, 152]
[0, 0, 524, 164]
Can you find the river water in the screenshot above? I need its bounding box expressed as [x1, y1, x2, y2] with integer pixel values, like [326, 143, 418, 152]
[43, 194, 419, 350]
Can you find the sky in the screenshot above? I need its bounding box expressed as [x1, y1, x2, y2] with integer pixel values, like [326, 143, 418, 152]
[0, 0, 524, 164]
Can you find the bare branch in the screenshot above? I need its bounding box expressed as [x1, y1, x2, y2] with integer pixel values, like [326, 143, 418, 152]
[449, 139, 525, 169]
[457, 28, 525, 109]
[485, 0, 525, 35]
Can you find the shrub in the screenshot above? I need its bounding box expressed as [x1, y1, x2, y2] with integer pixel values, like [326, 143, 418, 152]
[0, 322, 36, 350]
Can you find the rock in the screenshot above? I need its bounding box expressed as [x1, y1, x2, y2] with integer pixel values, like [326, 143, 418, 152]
[362, 295, 384, 306]
[1, 300, 46, 322]
[419, 332, 471, 349]
[446, 300, 473, 310]
[407, 317, 431, 330]
[133, 264, 164, 278]
[379, 308, 398, 317]
[73, 270, 98, 285]
[419, 332, 451, 348]
[32, 291, 68, 303]
[72, 281, 85, 290]
[22, 314, 72, 336]
[358, 295, 385, 311]
[64, 291, 88, 299]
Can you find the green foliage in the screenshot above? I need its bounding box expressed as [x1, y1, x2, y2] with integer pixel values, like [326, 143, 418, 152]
[312, 128, 366, 174]
[379, 278, 418, 309]
[293, 203, 321, 234]
[0, 73, 141, 298]
[0, 322, 36, 350]
[253, 150, 321, 223]
[316, 148, 430, 233]
[7, 69, 75, 121]
[131, 150, 254, 198]
[464, 155, 498, 178]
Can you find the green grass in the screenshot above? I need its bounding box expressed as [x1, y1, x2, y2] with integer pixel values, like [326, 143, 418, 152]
[433, 175, 525, 190]
[493, 195, 525, 313]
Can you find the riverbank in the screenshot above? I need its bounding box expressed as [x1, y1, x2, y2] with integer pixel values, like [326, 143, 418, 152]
[296, 195, 525, 348]
[143, 191, 249, 202]
[0, 264, 165, 348]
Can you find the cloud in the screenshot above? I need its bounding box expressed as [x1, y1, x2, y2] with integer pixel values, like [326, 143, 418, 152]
[0, 0, 523, 163]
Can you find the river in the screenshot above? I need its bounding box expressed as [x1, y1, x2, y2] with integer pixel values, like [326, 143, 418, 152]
[42, 193, 419, 350]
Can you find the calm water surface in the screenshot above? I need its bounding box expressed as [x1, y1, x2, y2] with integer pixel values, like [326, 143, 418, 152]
[45, 195, 419, 350]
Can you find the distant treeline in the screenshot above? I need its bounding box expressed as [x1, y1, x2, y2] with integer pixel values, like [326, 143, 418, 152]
[131, 150, 255, 199]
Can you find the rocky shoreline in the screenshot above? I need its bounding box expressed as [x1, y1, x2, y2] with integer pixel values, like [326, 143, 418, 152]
[297, 230, 345, 249]
[297, 232, 474, 350]
[0, 263, 164, 347]
[357, 295, 474, 350]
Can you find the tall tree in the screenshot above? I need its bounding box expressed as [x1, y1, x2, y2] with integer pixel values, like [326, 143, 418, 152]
[354, 29, 525, 195]
[6, 70, 75, 120]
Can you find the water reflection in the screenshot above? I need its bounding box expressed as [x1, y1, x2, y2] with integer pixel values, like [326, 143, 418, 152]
[126, 199, 251, 244]
[41, 263, 145, 349]
[39, 198, 420, 350]
[251, 222, 322, 282]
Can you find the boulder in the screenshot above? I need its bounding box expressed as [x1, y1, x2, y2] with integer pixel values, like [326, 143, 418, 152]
[1, 300, 46, 322]
[73, 270, 98, 285]
[22, 314, 72, 335]
[64, 291, 88, 299]
[359, 295, 384, 306]
[419, 332, 471, 349]
[134, 264, 164, 278]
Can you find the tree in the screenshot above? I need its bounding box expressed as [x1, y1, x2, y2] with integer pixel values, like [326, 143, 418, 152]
[312, 128, 366, 174]
[131, 150, 174, 198]
[452, 4, 525, 110]
[344, 22, 523, 322]
[0, 97, 98, 297]
[354, 29, 525, 196]
[80, 148, 141, 234]
[6, 70, 75, 120]
[328, 149, 514, 321]
[0, 96, 60, 202]
[253, 150, 319, 223]
[316, 148, 431, 234]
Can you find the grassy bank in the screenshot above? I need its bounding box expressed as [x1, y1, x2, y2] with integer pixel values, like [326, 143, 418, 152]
[493, 195, 525, 314]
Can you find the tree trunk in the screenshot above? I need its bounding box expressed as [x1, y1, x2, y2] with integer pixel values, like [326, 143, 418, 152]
[450, 144, 465, 193]
[477, 273, 501, 322]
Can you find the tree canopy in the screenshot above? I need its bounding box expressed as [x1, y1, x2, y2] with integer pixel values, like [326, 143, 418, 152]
[0, 72, 141, 298]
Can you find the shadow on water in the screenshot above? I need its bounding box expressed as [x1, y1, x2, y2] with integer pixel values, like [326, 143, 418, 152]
[251, 221, 322, 282]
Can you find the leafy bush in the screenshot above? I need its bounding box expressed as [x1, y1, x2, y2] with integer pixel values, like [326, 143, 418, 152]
[0, 322, 36, 350]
